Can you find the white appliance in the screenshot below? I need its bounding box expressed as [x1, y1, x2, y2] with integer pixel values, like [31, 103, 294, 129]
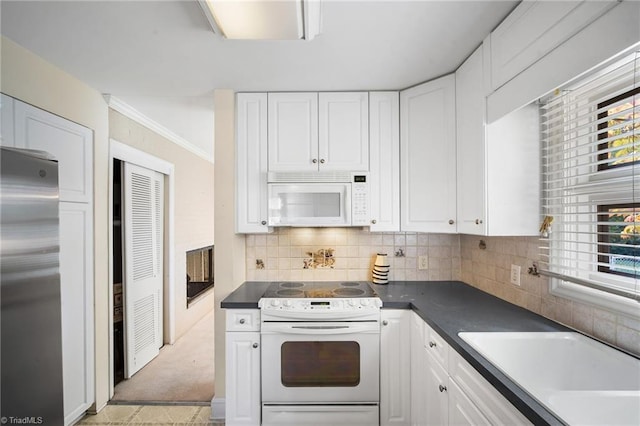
[259, 281, 382, 426]
[267, 172, 369, 227]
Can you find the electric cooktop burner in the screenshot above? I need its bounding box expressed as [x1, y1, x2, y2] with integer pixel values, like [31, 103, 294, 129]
[263, 281, 378, 298]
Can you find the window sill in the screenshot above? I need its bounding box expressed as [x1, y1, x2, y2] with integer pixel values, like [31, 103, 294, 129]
[550, 278, 639, 320]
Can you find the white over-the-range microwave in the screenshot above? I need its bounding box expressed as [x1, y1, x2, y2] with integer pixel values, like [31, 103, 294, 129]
[267, 171, 369, 227]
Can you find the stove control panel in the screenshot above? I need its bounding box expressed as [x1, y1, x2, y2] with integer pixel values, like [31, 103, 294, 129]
[259, 297, 382, 313]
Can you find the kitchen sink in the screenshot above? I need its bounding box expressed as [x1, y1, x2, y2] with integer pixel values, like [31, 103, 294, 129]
[458, 332, 640, 425]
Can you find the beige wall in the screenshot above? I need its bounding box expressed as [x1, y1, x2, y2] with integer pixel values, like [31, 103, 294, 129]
[109, 109, 215, 339]
[1, 36, 217, 412]
[1, 36, 111, 411]
[460, 235, 640, 356]
[213, 90, 245, 401]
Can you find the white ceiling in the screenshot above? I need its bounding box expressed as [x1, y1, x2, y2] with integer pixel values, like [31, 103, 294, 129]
[0, 0, 519, 161]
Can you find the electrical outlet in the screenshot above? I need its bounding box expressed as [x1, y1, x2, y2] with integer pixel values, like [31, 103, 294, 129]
[510, 264, 521, 286]
[419, 255, 429, 270]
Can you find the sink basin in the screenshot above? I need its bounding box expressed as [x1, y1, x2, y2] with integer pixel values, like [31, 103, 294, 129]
[458, 332, 640, 425]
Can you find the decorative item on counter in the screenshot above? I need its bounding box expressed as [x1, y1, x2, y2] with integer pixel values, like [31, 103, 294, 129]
[372, 253, 389, 285]
[303, 248, 335, 269]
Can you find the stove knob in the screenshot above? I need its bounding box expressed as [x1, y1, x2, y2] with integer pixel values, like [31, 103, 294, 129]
[270, 299, 281, 307]
[360, 299, 370, 306]
[283, 300, 293, 307]
[348, 299, 357, 307]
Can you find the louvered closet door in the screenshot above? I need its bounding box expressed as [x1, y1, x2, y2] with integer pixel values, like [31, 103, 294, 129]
[123, 162, 164, 378]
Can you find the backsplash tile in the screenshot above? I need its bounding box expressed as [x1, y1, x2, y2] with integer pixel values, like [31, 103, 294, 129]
[245, 228, 460, 283]
[244, 230, 639, 355]
[460, 235, 640, 356]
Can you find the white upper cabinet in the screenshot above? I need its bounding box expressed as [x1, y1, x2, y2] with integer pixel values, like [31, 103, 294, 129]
[268, 92, 369, 172]
[14, 99, 93, 203]
[236, 93, 270, 233]
[1, 94, 15, 147]
[268, 92, 318, 172]
[369, 92, 400, 231]
[318, 92, 369, 171]
[489, 0, 617, 91]
[456, 46, 488, 235]
[456, 45, 541, 236]
[486, 0, 633, 122]
[400, 75, 457, 233]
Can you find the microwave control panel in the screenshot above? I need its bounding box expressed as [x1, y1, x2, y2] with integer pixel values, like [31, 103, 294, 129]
[352, 174, 369, 226]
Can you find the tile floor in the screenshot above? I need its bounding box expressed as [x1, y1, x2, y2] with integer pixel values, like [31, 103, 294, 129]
[76, 404, 224, 425]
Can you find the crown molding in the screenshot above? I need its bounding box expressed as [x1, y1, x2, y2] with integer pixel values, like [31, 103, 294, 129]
[103, 94, 213, 163]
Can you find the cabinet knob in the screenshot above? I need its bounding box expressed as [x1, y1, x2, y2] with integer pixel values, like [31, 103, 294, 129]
[371, 219, 377, 224]
[239, 318, 246, 324]
[312, 159, 318, 164]
[382, 320, 388, 326]
[252, 343, 259, 349]
[448, 219, 455, 225]
[261, 220, 267, 225]
[429, 341, 436, 348]
[320, 159, 325, 164]
[475, 219, 483, 225]
[439, 384, 447, 393]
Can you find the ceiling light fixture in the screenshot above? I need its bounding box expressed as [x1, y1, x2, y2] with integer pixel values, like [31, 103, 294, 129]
[198, 0, 322, 40]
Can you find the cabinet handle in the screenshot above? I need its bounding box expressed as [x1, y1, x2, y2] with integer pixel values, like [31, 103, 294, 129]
[448, 219, 455, 225]
[239, 318, 246, 324]
[261, 220, 267, 225]
[371, 219, 377, 224]
[439, 384, 447, 393]
[382, 320, 388, 326]
[429, 341, 436, 348]
[312, 159, 318, 164]
[475, 219, 483, 225]
[320, 159, 325, 164]
[252, 343, 259, 349]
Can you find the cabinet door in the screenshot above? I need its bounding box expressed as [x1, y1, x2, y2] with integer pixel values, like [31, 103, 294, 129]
[410, 313, 427, 426]
[14, 100, 93, 203]
[369, 92, 400, 231]
[456, 46, 487, 235]
[424, 351, 449, 426]
[236, 93, 270, 233]
[226, 331, 261, 426]
[268, 93, 318, 172]
[380, 310, 411, 426]
[400, 75, 457, 233]
[318, 92, 369, 171]
[489, 0, 615, 90]
[59, 202, 94, 425]
[448, 380, 491, 426]
[1, 94, 15, 147]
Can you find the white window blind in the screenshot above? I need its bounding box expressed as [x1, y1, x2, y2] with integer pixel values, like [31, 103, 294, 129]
[540, 51, 639, 304]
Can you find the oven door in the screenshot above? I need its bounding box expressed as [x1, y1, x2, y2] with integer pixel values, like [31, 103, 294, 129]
[261, 321, 380, 403]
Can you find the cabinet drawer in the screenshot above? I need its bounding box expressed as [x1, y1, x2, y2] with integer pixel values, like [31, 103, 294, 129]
[226, 309, 261, 332]
[449, 350, 531, 426]
[424, 322, 449, 370]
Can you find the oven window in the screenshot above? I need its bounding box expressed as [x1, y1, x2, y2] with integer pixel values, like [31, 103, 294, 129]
[281, 341, 360, 387]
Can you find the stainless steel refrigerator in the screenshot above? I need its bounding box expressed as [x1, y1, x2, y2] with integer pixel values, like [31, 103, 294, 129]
[1, 147, 64, 424]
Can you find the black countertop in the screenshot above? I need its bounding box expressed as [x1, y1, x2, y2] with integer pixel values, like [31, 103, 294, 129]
[221, 280, 573, 425]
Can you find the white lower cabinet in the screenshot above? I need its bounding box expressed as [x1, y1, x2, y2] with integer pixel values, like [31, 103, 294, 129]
[380, 310, 411, 426]
[408, 312, 531, 426]
[225, 310, 261, 426]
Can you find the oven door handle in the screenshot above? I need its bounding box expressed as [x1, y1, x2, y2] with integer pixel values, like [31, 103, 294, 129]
[262, 323, 379, 335]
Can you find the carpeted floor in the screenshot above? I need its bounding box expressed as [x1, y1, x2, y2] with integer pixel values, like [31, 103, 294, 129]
[112, 310, 215, 403]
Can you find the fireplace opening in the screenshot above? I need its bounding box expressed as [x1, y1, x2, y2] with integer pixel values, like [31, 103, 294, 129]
[186, 245, 214, 307]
